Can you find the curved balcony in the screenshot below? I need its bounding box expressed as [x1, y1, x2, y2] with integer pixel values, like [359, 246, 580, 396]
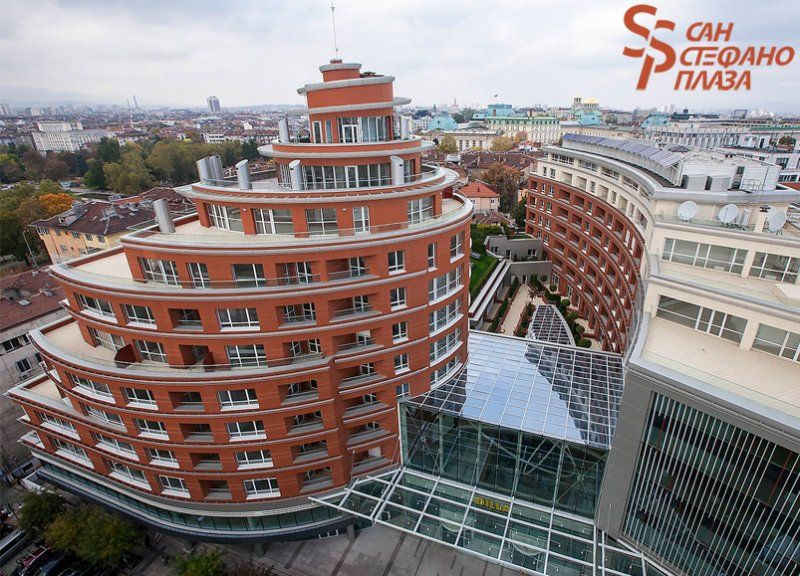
[124, 192, 470, 249]
[259, 136, 432, 160]
[32, 318, 329, 382]
[189, 162, 446, 196]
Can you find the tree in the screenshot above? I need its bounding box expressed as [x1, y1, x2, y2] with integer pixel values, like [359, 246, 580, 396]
[18, 491, 66, 538]
[241, 139, 260, 160]
[481, 162, 521, 212]
[171, 549, 226, 576]
[228, 559, 276, 576]
[94, 137, 121, 163]
[0, 212, 26, 259]
[22, 150, 47, 179]
[438, 134, 458, 154]
[779, 135, 796, 148]
[489, 135, 515, 151]
[46, 505, 141, 568]
[83, 158, 106, 189]
[0, 154, 23, 183]
[39, 192, 74, 217]
[513, 198, 527, 228]
[44, 157, 70, 180]
[451, 112, 465, 124]
[103, 143, 153, 194]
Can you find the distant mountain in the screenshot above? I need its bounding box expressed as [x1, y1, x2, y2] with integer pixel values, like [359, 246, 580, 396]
[0, 86, 176, 107]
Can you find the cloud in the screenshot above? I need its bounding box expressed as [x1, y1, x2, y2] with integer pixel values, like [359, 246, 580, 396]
[0, 0, 797, 112]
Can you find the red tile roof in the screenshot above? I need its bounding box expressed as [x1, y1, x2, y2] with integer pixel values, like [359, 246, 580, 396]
[460, 181, 500, 199]
[31, 200, 157, 236]
[1, 269, 65, 331]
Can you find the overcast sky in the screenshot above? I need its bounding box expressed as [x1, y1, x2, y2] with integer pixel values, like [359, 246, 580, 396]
[1, 0, 798, 112]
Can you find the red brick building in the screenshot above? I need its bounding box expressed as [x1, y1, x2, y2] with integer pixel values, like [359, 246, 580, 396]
[8, 59, 472, 540]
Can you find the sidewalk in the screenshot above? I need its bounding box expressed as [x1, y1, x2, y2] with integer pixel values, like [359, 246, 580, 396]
[499, 287, 531, 335]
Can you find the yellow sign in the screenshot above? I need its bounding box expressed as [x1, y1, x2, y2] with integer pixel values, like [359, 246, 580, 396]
[473, 495, 510, 514]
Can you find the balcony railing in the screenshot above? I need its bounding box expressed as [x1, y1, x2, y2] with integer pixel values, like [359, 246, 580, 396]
[337, 337, 377, 353]
[331, 305, 375, 320]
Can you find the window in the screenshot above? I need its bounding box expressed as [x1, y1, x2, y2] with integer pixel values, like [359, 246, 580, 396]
[136, 418, 168, 438]
[136, 340, 167, 363]
[752, 324, 799, 362]
[292, 411, 323, 428]
[394, 353, 409, 373]
[227, 420, 266, 440]
[207, 204, 243, 232]
[286, 380, 318, 398]
[656, 296, 747, 343]
[93, 433, 136, 459]
[749, 252, 799, 283]
[159, 476, 189, 496]
[77, 294, 115, 319]
[217, 308, 259, 330]
[71, 374, 113, 400]
[15, 358, 34, 377]
[37, 412, 77, 436]
[390, 287, 406, 309]
[431, 357, 459, 385]
[139, 258, 179, 285]
[1, 334, 29, 354]
[306, 208, 338, 236]
[407, 196, 434, 224]
[388, 250, 405, 273]
[232, 264, 266, 288]
[281, 261, 314, 284]
[396, 383, 410, 398]
[218, 389, 259, 409]
[429, 299, 461, 332]
[253, 208, 293, 235]
[52, 438, 90, 465]
[428, 268, 462, 301]
[283, 303, 316, 324]
[662, 238, 747, 275]
[236, 450, 273, 468]
[360, 116, 388, 142]
[338, 117, 359, 143]
[226, 345, 267, 368]
[175, 308, 202, 328]
[89, 328, 124, 351]
[427, 243, 437, 269]
[83, 403, 124, 427]
[123, 387, 156, 407]
[123, 304, 155, 326]
[243, 477, 280, 498]
[449, 232, 464, 259]
[146, 447, 177, 466]
[353, 206, 370, 234]
[312, 120, 323, 143]
[348, 257, 367, 278]
[107, 461, 149, 488]
[187, 262, 210, 288]
[430, 328, 461, 362]
[392, 321, 408, 343]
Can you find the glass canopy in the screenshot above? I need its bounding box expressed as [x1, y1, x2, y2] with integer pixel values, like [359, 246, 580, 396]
[406, 331, 624, 450]
[527, 304, 576, 346]
[311, 467, 670, 576]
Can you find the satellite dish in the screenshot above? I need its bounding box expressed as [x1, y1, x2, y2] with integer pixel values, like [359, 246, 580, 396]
[717, 204, 738, 224]
[767, 210, 787, 233]
[677, 201, 698, 221]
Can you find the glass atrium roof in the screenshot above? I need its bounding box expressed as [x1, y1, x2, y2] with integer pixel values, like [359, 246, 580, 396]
[405, 332, 624, 450]
[526, 305, 576, 346]
[311, 467, 669, 576]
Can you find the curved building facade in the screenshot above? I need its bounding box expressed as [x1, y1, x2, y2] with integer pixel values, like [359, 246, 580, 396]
[8, 59, 472, 540]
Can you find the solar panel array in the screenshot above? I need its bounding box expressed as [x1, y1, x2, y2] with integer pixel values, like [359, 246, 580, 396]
[563, 133, 683, 169]
[526, 304, 575, 346]
[405, 332, 624, 449]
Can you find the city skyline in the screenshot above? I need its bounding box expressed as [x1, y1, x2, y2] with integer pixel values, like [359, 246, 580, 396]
[1, 0, 798, 113]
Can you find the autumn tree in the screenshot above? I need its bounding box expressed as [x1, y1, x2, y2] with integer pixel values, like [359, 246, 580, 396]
[480, 162, 521, 212]
[39, 192, 74, 216]
[513, 198, 528, 227]
[489, 135, 515, 152]
[438, 134, 458, 154]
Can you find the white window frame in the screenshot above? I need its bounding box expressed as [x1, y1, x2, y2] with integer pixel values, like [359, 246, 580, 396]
[227, 420, 266, 441]
[159, 475, 189, 497]
[394, 353, 410, 374]
[217, 308, 259, 330]
[136, 418, 168, 439]
[77, 294, 115, 320]
[123, 304, 155, 327]
[353, 206, 370, 234]
[254, 208, 293, 235]
[392, 321, 408, 343]
[388, 250, 405, 274]
[243, 477, 280, 499]
[136, 340, 167, 363]
[226, 344, 267, 368]
[140, 258, 180, 286]
[218, 389, 259, 410]
[123, 387, 157, 408]
[390, 287, 407, 310]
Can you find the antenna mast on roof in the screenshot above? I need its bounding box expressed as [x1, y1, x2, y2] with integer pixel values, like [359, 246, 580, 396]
[330, 1, 339, 59]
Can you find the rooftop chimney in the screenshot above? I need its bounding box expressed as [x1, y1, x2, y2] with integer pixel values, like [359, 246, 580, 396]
[153, 199, 175, 234]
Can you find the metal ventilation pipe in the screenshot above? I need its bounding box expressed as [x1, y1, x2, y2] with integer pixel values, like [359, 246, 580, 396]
[289, 159, 303, 191]
[209, 155, 224, 182]
[390, 155, 405, 186]
[236, 159, 252, 190]
[278, 118, 290, 143]
[196, 157, 211, 182]
[153, 199, 175, 234]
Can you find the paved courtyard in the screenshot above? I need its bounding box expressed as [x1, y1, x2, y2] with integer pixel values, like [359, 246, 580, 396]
[136, 524, 522, 576]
